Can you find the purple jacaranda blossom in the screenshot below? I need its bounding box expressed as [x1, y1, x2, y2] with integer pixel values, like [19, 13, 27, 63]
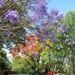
[50, 9, 59, 16]
[57, 27, 65, 34]
[55, 13, 63, 20]
[30, 10, 40, 21]
[57, 24, 67, 34]
[35, 0, 47, 15]
[44, 30, 50, 35]
[41, 34, 56, 42]
[49, 34, 56, 40]
[32, 53, 38, 58]
[49, 9, 63, 21]
[33, 0, 46, 7]
[0, 0, 4, 8]
[10, 0, 14, 2]
[40, 4, 48, 16]
[29, 0, 48, 22]
[30, 8, 47, 22]
[33, 8, 66, 41]
[29, 1, 68, 42]
[38, 1, 48, 16]
[51, 21, 58, 26]
[4, 10, 19, 23]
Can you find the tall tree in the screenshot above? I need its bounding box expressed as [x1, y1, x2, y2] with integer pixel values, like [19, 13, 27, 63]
[62, 11, 75, 75]
[0, 0, 35, 49]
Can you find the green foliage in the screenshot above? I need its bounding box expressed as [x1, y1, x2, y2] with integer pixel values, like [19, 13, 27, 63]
[11, 57, 35, 74]
[63, 11, 75, 38]
[39, 37, 72, 74]
[0, 50, 10, 71]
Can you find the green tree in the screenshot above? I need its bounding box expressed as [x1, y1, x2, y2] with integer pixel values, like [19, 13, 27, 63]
[63, 11, 75, 37]
[62, 11, 75, 75]
[11, 56, 37, 74]
[39, 35, 73, 75]
[0, 50, 10, 71]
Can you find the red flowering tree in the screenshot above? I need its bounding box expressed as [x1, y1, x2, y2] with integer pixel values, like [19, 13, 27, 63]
[10, 34, 41, 57]
[10, 34, 47, 73]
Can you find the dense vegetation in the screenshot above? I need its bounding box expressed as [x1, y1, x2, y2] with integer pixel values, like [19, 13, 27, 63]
[0, 0, 75, 75]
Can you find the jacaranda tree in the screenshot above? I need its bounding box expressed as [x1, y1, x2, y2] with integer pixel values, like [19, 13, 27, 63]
[10, 34, 47, 73]
[0, 0, 37, 49]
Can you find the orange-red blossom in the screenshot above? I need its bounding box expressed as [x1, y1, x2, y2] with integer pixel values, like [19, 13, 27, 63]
[10, 34, 46, 57]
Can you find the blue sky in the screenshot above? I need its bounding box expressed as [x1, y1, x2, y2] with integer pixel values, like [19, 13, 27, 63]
[47, 0, 75, 15]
